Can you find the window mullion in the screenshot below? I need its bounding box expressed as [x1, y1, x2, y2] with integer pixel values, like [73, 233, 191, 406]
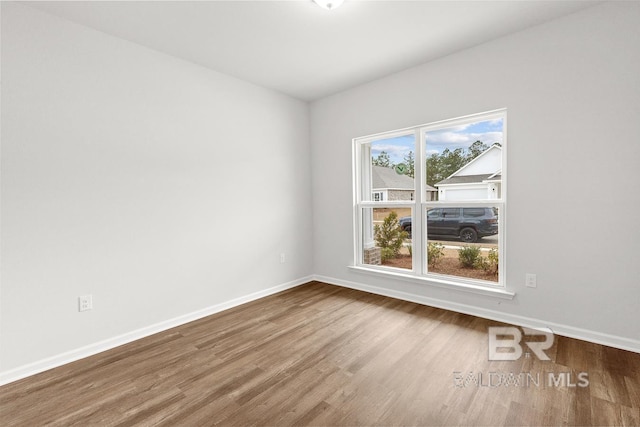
[414, 129, 425, 275]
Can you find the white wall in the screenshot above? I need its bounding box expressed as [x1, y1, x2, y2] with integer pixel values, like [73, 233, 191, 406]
[0, 3, 312, 377]
[2, 1, 639, 384]
[311, 2, 640, 349]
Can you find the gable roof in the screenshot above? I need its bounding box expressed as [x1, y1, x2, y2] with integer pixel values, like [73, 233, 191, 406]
[485, 171, 501, 182]
[445, 144, 502, 179]
[372, 165, 414, 190]
[372, 165, 436, 191]
[436, 144, 502, 187]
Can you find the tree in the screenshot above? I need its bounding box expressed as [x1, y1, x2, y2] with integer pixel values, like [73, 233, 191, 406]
[403, 151, 415, 178]
[372, 151, 393, 168]
[466, 140, 489, 161]
[374, 211, 408, 261]
[426, 147, 467, 187]
[425, 141, 489, 187]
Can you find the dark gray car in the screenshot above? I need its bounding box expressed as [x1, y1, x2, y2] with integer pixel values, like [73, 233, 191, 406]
[399, 207, 498, 243]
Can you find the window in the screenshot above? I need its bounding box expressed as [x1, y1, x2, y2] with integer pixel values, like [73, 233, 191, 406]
[427, 209, 441, 219]
[463, 208, 486, 218]
[442, 208, 460, 218]
[353, 109, 506, 291]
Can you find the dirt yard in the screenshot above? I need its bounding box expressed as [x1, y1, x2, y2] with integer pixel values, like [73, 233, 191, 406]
[381, 245, 498, 282]
[370, 207, 498, 282]
[372, 207, 411, 224]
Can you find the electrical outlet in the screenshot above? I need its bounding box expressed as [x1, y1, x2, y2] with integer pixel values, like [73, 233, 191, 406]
[525, 273, 537, 288]
[78, 295, 93, 312]
[280, 253, 286, 264]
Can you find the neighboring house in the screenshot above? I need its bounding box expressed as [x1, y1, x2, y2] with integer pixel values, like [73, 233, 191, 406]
[435, 144, 502, 201]
[372, 165, 437, 201]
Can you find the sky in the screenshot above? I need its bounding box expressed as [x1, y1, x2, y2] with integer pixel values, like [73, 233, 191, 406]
[370, 118, 504, 165]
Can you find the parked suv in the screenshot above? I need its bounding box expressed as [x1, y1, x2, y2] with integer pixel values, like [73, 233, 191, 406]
[399, 207, 498, 243]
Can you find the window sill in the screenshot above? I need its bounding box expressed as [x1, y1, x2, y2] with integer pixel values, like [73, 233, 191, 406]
[348, 265, 516, 300]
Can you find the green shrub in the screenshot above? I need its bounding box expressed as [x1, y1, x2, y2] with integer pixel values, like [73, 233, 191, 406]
[374, 211, 408, 261]
[380, 247, 396, 262]
[474, 256, 489, 271]
[427, 242, 444, 268]
[486, 248, 499, 275]
[458, 245, 481, 268]
[473, 248, 499, 275]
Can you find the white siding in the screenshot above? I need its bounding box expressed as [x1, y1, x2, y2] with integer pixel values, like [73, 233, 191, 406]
[457, 146, 501, 176]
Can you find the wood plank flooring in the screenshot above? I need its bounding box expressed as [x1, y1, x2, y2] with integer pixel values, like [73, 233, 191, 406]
[1, 281, 639, 426]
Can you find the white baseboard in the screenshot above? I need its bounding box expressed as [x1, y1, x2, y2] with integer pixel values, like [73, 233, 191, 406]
[0, 276, 312, 386]
[3, 273, 637, 386]
[313, 274, 640, 354]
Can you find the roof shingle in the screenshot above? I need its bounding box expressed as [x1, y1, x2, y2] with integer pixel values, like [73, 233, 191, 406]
[372, 165, 436, 191]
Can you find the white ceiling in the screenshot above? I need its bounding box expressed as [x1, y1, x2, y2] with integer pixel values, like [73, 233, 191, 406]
[27, 1, 600, 101]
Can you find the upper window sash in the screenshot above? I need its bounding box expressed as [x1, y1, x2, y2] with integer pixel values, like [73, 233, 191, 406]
[422, 109, 506, 204]
[419, 109, 506, 133]
[356, 130, 417, 204]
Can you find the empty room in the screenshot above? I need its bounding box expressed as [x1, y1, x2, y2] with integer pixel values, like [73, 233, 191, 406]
[1, 1, 639, 426]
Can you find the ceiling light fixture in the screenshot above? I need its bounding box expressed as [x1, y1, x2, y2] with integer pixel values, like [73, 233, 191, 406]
[313, 0, 344, 11]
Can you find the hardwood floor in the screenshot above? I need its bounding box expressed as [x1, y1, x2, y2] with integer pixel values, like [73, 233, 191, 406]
[1, 282, 639, 426]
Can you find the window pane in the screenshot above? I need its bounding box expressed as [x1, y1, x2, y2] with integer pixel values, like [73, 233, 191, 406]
[361, 207, 412, 270]
[425, 118, 503, 201]
[425, 206, 499, 283]
[362, 134, 415, 202]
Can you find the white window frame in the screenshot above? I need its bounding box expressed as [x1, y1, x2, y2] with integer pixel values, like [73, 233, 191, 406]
[351, 109, 513, 299]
